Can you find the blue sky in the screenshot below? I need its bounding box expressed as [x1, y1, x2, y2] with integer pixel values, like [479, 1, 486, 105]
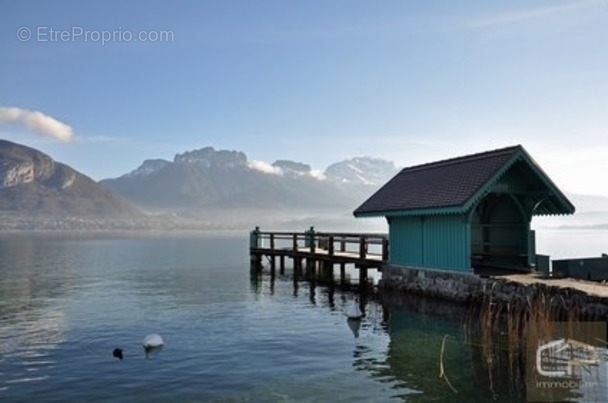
[1, 0, 608, 196]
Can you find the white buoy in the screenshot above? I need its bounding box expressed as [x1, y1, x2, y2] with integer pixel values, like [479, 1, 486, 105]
[143, 333, 164, 350]
[345, 300, 363, 319]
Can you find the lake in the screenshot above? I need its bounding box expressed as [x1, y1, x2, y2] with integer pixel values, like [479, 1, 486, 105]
[0, 229, 606, 402]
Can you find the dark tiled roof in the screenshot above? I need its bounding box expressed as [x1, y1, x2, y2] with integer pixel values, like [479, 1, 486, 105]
[354, 145, 522, 215]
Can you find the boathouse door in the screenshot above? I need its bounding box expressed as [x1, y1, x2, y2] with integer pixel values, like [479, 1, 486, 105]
[470, 193, 529, 270]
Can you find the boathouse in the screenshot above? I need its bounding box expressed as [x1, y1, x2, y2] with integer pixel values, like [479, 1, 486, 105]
[353, 145, 575, 272]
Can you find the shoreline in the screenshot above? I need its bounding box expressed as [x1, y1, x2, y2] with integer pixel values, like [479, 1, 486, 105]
[379, 264, 608, 320]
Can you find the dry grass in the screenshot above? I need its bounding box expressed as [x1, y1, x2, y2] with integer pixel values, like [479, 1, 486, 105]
[466, 282, 589, 383]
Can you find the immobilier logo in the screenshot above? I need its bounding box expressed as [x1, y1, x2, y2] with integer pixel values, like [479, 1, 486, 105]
[527, 322, 607, 402]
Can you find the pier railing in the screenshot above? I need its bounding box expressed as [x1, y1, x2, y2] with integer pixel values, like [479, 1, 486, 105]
[250, 227, 389, 265]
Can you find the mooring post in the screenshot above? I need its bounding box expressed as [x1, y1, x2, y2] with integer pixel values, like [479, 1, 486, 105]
[249, 227, 262, 273]
[305, 226, 316, 253]
[250, 226, 261, 249]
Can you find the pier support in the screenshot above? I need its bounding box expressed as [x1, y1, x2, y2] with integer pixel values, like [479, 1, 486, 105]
[359, 266, 368, 289]
[319, 261, 334, 283]
[250, 253, 262, 273]
[306, 258, 317, 280]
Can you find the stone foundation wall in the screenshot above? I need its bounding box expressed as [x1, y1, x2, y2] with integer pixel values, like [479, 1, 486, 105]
[380, 264, 608, 320]
[379, 264, 483, 303]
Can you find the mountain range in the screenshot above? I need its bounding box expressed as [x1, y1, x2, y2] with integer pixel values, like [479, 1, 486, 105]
[0, 140, 398, 230]
[99, 146, 398, 212]
[2, 139, 608, 231]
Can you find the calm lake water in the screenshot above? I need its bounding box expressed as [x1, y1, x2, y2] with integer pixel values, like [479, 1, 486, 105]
[0, 229, 606, 402]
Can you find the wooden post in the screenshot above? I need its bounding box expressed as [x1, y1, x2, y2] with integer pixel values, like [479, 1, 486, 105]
[359, 266, 368, 289]
[340, 263, 346, 285]
[321, 261, 334, 283]
[306, 258, 316, 279]
[270, 233, 275, 250]
[359, 236, 366, 259]
[280, 255, 285, 275]
[294, 257, 302, 279]
[293, 233, 298, 251]
[250, 226, 260, 249]
[250, 253, 262, 273]
[270, 255, 275, 275]
[328, 235, 334, 256]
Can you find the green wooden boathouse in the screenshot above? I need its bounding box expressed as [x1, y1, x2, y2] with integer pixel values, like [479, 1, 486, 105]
[353, 145, 575, 272]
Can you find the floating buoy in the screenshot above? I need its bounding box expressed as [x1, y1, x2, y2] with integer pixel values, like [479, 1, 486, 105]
[142, 333, 164, 351]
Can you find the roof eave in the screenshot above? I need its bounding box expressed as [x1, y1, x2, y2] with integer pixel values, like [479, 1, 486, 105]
[354, 205, 466, 218]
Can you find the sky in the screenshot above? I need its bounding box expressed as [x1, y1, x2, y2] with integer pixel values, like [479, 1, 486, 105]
[1, 0, 608, 196]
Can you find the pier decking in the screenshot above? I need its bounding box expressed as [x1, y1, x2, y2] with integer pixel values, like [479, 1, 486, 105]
[249, 228, 388, 286]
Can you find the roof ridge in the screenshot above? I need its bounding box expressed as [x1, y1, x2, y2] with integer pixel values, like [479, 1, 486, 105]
[402, 145, 522, 173]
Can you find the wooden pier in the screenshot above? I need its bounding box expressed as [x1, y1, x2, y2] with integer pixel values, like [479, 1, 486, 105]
[249, 227, 388, 287]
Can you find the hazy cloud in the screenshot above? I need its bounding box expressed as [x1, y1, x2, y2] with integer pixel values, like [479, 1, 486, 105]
[467, 0, 604, 29]
[308, 169, 326, 180]
[248, 160, 283, 175]
[0, 107, 74, 142]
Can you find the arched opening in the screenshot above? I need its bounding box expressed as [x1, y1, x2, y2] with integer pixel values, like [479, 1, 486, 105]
[471, 193, 529, 271]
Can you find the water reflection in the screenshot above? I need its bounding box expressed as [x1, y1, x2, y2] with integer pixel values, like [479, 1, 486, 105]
[347, 318, 361, 338]
[0, 237, 75, 391]
[144, 345, 164, 360]
[254, 269, 530, 401]
[382, 293, 526, 402]
[4, 233, 605, 402]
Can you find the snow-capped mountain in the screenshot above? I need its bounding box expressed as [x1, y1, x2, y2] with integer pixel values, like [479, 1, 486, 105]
[124, 159, 171, 178]
[324, 157, 399, 185]
[101, 147, 393, 212]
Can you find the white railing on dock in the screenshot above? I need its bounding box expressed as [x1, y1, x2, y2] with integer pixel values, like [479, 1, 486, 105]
[249, 227, 389, 262]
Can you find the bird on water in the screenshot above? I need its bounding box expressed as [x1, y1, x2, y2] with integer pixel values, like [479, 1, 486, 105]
[142, 333, 164, 352]
[113, 348, 124, 360]
[112, 334, 164, 360]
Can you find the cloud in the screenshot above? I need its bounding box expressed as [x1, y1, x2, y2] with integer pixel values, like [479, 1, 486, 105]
[0, 107, 74, 142]
[248, 160, 283, 175]
[308, 169, 326, 180]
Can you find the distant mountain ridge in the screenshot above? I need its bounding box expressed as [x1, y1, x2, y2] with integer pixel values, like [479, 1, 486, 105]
[111, 147, 398, 185]
[100, 146, 398, 213]
[0, 139, 142, 229]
